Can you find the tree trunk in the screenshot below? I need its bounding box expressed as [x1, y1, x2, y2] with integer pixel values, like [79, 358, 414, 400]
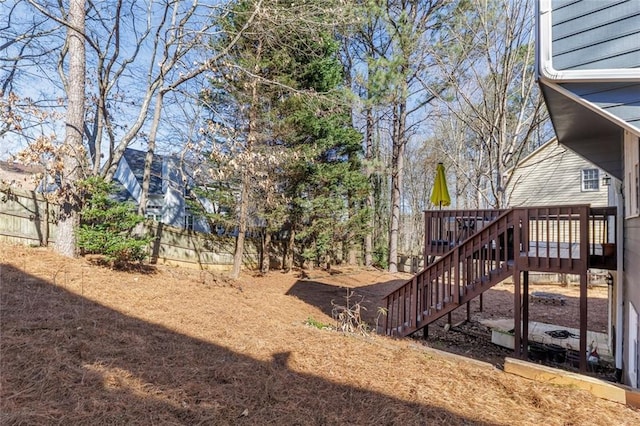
[230, 171, 249, 279]
[364, 106, 374, 267]
[388, 100, 406, 273]
[284, 224, 295, 273]
[260, 229, 271, 273]
[139, 93, 164, 215]
[56, 0, 86, 258]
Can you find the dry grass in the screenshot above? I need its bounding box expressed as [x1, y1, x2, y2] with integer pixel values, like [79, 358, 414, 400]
[1, 243, 638, 425]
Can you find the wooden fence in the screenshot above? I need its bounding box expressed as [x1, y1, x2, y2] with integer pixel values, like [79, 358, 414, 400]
[0, 186, 259, 271]
[144, 221, 260, 271]
[0, 187, 56, 246]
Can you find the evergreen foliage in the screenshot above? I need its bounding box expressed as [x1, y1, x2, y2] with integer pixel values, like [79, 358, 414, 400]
[76, 177, 150, 266]
[199, 0, 370, 269]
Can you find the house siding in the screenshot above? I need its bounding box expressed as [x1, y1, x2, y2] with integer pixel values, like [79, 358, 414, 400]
[508, 140, 608, 207]
[551, 0, 640, 71]
[625, 216, 640, 384]
[538, 0, 640, 387]
[560, 82, 640, 132]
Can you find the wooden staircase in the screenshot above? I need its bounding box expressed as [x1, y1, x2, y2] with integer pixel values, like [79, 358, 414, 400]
[383, 206, 617, 338]
[384, 209, 516, 336]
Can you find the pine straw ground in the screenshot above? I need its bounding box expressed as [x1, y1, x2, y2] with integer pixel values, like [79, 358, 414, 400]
[1, 244, 638, 426]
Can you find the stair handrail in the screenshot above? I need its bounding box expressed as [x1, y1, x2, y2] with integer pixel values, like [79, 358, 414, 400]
[384, 208, 516, 335]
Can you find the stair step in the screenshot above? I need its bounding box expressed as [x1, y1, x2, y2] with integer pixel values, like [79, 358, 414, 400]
[384, 209, 525, 337]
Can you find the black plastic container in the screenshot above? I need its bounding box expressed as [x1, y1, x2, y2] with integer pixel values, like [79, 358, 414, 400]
[545, 343, 567, 363]
[528, 342, 548, 362]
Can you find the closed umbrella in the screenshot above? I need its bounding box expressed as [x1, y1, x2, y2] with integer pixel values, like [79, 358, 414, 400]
[430, 162, 451, 209]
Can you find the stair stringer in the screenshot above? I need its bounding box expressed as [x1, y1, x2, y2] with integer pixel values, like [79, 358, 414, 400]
[384, 209, 517, 337]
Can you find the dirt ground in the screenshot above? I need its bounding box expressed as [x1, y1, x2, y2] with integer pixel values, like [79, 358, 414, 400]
[292, 268, 612, 376]
[1, 244, 636, 425]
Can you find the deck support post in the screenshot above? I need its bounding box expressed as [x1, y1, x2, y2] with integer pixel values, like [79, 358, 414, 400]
[466, 301, 471, 322]
[514, 270, 522, 358]
[522, 271, 529, 360]
[580, 270, 588, 372]
[579, 206, 589, 373]
[479, 293, 483, 312]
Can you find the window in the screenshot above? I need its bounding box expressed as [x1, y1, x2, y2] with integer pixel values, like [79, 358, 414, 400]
[184, 214, 194, 231]
[581, 168, 600, 191]
[146, 202, 162, 222]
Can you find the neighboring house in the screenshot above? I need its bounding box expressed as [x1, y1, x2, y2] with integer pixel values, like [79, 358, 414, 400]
[507, 138, 609, 208]
[113, 148, 212, 233]
[536, 0, 640, 387]
[0, 160, 42, 190]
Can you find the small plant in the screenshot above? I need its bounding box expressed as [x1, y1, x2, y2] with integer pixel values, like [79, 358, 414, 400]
[77, 176, 151, 268]
[374, 306, 388, 332]
[304, 316, 331, 330]
[331, 290, 371, 336]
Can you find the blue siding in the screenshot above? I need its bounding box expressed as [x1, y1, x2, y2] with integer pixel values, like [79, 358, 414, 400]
[561, 82, 640, 129]
[551, 0, 640, 70]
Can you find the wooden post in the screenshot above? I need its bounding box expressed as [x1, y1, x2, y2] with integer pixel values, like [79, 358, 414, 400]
[514, 270, 522, 358]
[579, 206, 589, 372]
[522, 271, 529, 359]
[384, 297, 389, 335]
[580, 269, 588, 372]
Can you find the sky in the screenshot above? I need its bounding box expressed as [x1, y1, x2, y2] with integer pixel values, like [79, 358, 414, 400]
[1, 0, 218, 161]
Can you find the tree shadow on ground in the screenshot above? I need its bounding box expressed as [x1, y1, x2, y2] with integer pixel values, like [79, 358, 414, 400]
[285, 277, 407, 327]
[0, 264, 493, 425]
[286, 277, 610, 371]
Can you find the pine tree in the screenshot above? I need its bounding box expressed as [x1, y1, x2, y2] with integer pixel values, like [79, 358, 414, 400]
[198, 0, 369, 272]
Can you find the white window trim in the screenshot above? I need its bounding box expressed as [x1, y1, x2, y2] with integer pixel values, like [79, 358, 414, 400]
[581, 168, 600, 192]
[184, 214, 194, 231]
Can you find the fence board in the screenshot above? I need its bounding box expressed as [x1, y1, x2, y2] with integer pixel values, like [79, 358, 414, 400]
[0, 186, 259, 271]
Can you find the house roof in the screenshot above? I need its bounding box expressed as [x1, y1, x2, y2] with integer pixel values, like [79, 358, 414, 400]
[539, 83, 625, 179]
[111, 179, 136, 203]
[122, 148, 164, 195]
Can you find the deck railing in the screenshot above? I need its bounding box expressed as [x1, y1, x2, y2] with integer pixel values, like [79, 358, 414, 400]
[386, 209, 515, 336]
[385, 205, 617, 337]
[588, 207, 617, 269]
[515, 205, 589, 273]
[424, 209, 506, 257]
[515, 205, 617, 272]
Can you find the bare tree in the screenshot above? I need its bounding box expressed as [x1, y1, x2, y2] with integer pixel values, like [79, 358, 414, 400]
[56, 0, 86, 257]
[428, 0, 550, 208]
[371, 0, 454, 272]
[5, 0, 258, 256]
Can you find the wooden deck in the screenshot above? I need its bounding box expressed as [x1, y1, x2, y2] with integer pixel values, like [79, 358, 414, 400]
[385, 205, 618, 372]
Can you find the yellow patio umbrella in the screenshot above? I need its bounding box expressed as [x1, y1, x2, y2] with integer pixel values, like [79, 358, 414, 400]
[430, 162, 451, 209]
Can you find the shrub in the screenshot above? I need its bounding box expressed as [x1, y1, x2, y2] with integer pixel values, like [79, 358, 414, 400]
[77, 177, 150, 267]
